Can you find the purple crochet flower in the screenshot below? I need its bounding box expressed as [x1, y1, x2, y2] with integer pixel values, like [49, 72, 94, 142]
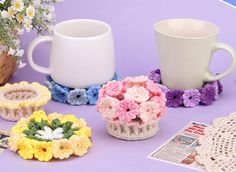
[217, 80, 223, 94]
[166, 90, 184, 108]
[148, 69, 161, 83]
[183, 89, 201, 108]
[200, 84, 217, 106]
[205, 81, 219, 99]
[157, 83, 169, 93]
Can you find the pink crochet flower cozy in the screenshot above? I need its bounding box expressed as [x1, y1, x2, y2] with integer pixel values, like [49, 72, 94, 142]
[96, 76, 166, 140]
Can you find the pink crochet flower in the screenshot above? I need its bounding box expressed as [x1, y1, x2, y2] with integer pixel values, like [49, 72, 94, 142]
[139, 101, 161, 123]
[105, 81, 123, 98]
[97, 96, 119, 120]
[115, 100, 139, 122]
[98, 86, 106, 99]
[146, 80, 162, 96]
[124, 87, 150, 103]
[123, 76, 148, 88]
[150, 93, 167, 117]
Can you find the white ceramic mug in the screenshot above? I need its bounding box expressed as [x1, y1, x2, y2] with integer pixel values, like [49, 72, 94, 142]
[154, 18, 236, 90]
[28, 19, 115, 88]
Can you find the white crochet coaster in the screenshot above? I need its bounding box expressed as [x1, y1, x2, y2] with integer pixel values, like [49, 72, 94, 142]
[196, 112, 236, 172]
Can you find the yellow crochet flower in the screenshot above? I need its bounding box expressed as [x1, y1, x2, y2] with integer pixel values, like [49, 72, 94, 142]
[30, 110, 48, 122]
[33, 141, 53, 162]
[61, 114, 78, 123]
[18, 138, 34, 160]
[11, 118, 29, 134]
[72, 119, 87, 129]
[75, 127, 92, 138]
[52, 139, 73, 159]
[48, 113, 63, 124]
[8, 134, 25, 152]
[70, 135, 92, 156]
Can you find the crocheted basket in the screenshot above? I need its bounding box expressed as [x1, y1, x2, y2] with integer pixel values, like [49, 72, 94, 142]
[106, 121, 159, 140]
[96, 76, 166, 141]
[0, 82, 51, 121]
[0, 52, 17, 85]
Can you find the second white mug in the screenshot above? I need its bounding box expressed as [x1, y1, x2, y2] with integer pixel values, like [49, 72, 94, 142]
[154, 18, 236, 90]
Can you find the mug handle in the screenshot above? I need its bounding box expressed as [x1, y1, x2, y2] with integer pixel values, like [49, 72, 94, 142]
[205, 42, 236, 81]
[27, 36, 53, 74]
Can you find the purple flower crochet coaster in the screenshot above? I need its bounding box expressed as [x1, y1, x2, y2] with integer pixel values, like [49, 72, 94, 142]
[148, 69, 223, 108]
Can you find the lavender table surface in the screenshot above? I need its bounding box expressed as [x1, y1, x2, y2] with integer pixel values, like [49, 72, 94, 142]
[1, 0, 236, 171]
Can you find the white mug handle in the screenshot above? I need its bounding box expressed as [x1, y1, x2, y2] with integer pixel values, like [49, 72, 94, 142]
[205, 42, 236, 81]
[27, 36, 53, 74]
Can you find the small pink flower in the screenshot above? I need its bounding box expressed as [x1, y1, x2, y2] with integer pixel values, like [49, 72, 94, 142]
[146, 80, 162, 96]
[97, 96, 119, 120]
[105, 81, 123, 98]
[98, 86, 106, 99]
[116, 100, 139, 122]
[150, 93, 167, 117]
[139, 101, 161, 123]
[123, 76, 148, 88]
[124, 87, 150, 103]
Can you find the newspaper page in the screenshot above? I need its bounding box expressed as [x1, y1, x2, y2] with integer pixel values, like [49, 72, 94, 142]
[148, 121, 209, 171]
[0, 130, 9, 155]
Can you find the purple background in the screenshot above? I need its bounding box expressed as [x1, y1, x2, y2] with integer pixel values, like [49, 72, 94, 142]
[1, 0, 236, 171]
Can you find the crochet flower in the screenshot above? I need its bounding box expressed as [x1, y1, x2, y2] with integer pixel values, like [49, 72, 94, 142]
[61, 114, 79, 123]
[8, 134, 23, 152]
[112, 72, 120, 81]
[150, 93, 166, 116]
[146, 80, 162, 95]
[123, 76, 148, 88]
[115, 100, 139, 122]
[33, 141, 53, 162]
[52, 139, 73, 160]
[98, 86, 106, 99]
[166, 90, 184, 108]
[97, 96, 119, 120]
[17, 138, 34, 160]
[124, 87, 150, 103]
[52, 84, 70, 103]
[157, 83, 169, 93]
[148, 69, 161, 83]
[139, 102, 160, 123]
[67, 89, 88, 106]
[72, 119, 87, 129]
[86, 85, 101, 105]
[70, 135, 92, 156]
[105, 81, 123, 98]
[75, 127, 92, 138]
[183, 89, 201, 108]
[200, 84, 217, 106]
[217, 80, 223, 94]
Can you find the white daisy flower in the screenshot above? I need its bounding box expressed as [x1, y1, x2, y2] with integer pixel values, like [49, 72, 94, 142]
[8, 48, 16, 56]
[1, 10, 9, 19]
[13, 0, 24, 12]
[8, 7, 15, 18]
[26, 6, 35, 19]
[24, 19, 32, 32]
[15, 49, 24, 57]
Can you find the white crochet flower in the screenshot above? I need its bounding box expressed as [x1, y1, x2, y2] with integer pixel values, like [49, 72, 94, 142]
[35, 126, 64, 140]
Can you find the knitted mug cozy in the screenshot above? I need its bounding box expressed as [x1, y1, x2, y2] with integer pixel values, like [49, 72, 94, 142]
[96, 76, 166, 141]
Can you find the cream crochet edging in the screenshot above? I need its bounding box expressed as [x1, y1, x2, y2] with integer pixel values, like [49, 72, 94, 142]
[196, 112, 236, 172]
[106, 121, 159, 141]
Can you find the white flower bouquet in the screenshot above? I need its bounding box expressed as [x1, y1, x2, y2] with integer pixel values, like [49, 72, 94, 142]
[0, 0, 62, 65]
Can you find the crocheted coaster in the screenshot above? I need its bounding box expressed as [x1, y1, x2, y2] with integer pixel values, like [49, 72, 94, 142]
[44, 73, 119, 106]
[148, 69, 223, 108]
[0, 82, 51, 121]
[8, 110, 92, 162]
[196, 112, 236, 172]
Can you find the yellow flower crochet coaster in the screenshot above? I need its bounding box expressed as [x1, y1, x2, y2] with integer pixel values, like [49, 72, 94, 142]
[8, 110, 92, 161]
[0, 82, 51, 121]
